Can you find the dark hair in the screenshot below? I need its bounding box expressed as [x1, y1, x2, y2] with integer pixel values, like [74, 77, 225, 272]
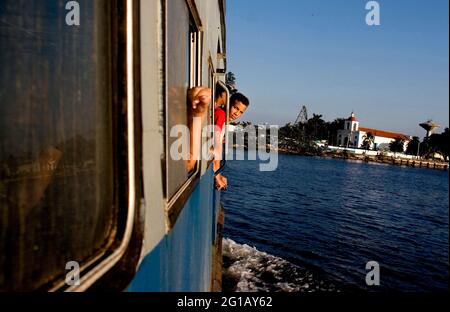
[215, 83, 227, 101]
[230, 92, 249, 107]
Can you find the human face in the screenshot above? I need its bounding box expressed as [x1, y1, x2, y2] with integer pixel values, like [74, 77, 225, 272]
[214, 91, 227, 109]
[229, 101, 247, 121]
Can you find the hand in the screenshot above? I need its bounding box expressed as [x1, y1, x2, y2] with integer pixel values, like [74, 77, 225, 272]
[215, 173, 228, 191]
[188, 87, 211, 117]
[220, 175, 227, 189]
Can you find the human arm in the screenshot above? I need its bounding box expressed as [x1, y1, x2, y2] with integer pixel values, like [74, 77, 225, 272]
[186, 87, 211, 172]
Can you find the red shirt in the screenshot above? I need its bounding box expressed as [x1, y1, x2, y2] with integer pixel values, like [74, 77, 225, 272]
[214, 108, 226, 131]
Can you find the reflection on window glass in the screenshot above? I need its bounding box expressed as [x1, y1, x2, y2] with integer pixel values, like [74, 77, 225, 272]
[0, 0, 115, 291]
[166, 0, 191, 200]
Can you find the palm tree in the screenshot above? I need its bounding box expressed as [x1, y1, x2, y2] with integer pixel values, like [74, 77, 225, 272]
[306, 114, 325, 140]
[421, 129, 449, 160]
[326, 118, 345, 146]
[406, 136, 420, 155]
[361, 132, 374, 150]
[419, 138, 433, 158]
[389, 138, 405, 154]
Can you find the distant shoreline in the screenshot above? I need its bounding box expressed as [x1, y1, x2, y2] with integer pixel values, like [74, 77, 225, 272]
[276, 148, 449, 171]
[229, 146, 449, 171]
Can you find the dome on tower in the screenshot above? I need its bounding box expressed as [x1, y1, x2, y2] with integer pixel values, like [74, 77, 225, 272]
[348, 112, 357, 122]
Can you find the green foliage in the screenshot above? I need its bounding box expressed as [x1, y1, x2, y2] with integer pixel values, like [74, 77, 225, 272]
[403, 129, 448, 160]
[406, 136, 420, 155]
[361, 132, 374, 150]
[225, 72, 237, 93]
[420, 128, 449, 160]
[277, 114, 346, 155]
[389, 138, 405, 153]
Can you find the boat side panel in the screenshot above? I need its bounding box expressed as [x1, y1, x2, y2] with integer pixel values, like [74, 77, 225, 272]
[127, 169, 216, 291]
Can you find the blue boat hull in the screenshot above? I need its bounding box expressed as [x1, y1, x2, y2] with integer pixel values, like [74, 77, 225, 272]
[127, 169, 221, 291]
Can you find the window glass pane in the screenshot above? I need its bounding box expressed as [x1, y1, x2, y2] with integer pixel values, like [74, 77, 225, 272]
[166, 0, 190, 199]
[208, 68, 218, 159]
[0, 0, 114, 291]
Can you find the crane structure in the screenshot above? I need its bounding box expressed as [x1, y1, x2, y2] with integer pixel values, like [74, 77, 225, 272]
[294, 105, 308, 125]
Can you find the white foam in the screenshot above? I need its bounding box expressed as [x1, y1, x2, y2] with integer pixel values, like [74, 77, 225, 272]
[222, 238, 337, 292]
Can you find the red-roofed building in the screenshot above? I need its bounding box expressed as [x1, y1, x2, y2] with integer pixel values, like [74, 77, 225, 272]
[337, 112, 411, 151]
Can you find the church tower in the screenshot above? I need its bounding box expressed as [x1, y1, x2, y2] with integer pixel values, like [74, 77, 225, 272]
[344, 112, 359, 132]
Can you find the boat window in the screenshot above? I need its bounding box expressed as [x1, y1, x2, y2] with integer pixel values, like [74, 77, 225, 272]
[207, 62, 216, 163]
[166, 0, 201, 201]
[0, 0, 116, 291]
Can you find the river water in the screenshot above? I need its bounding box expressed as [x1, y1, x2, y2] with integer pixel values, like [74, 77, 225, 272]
[221, 151, 449, 292]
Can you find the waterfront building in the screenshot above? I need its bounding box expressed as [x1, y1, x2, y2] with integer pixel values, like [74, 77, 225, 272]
[337, 112, 411, 151]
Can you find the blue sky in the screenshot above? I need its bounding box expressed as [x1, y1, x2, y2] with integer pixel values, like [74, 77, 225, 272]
[226, 0, 449, 138]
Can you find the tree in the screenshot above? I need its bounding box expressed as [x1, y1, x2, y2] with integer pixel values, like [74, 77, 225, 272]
[419, 139, 433, 158]
[306, 114, 326, 140]
[439, 128, 449, 161]
[426, 128, 449, 160]
[279, 122, 302, 143]
[405, 136, 420, 156]
[225, 72, 237, 93]
[389, 138, 405, 153]
[361, 132, 375, 150]
[326, 118, 345, 146]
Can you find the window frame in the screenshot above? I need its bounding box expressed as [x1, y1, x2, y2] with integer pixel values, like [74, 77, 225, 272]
[48, 0, 143, 292]
[214, 79, 230, 167]
[207, 57, 216, 166]
[165, 0, 204, 231]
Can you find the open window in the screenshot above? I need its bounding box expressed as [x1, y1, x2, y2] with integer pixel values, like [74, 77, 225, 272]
[205, 59, 217, 166]
[165, 0, 203, 228]
[213, 80, 230, 174]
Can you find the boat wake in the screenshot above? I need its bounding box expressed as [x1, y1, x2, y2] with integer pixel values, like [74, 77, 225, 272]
[222, 238, 339, 292]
